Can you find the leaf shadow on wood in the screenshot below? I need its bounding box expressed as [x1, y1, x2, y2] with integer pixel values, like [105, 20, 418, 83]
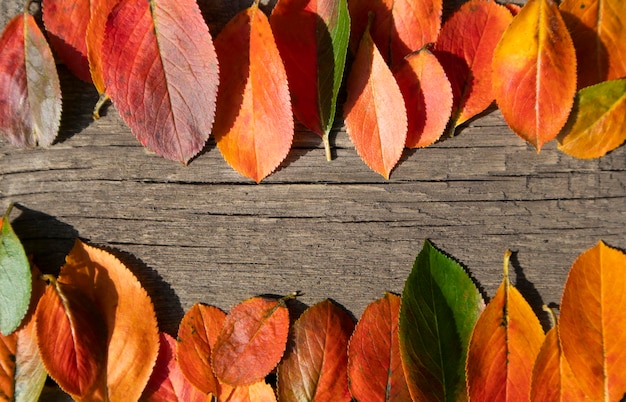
[54, 67, 100, 144]
[508, 251, 551, 332]
[11, 204, 78, 275]
[103, 247, 185, 336]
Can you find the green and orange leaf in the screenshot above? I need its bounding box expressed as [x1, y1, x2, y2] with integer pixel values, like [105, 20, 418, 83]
[213, 2, 293, 182]
[102, 0, 219, 163]
[277, 299, 354, 402]
[466, 251, 545, 401]
[492, 0, 577, 151]
[559, 241, 626, 400]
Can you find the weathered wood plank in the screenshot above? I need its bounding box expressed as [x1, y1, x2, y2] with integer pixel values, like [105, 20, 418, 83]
[1, 0, 624, 338]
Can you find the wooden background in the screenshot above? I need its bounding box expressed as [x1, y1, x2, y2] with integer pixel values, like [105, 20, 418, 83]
[1, 0, 624, 337]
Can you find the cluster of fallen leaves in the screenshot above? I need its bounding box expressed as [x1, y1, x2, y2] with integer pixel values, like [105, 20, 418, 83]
[1, 204, 625, 401]
[0, 0, 625, 181]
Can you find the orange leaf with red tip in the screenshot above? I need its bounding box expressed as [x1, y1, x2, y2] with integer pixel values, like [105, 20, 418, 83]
[35, 278, 107, 399]
[102, 0, 219, 164]
[86, 0, 121, 96]
[344, 23, 407, 178]
[42, 0, 92, 83]
[492, 0, 577, 151]
[348, 293, 411, 402]
[177, 303, 226, 395]
[560, 0, 626, 89]
[142, 333, 211, 402]
[277, 299, 354, 402]
[219, 381, 278, 402]
[530, 324, 587, 402]
[394, 48, 452, 148]
[213, 2, 293, 182]
[559, 241, 626, 400]
[57, 240, 160, 401]
[466, 251, 545, 401]
[212, 296, 289, 386]
[348, 0, 442, 68]
[0, 11, 61, 148]
[435, 0, 512, 129]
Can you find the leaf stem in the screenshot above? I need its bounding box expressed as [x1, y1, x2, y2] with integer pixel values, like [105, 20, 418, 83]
[93, 94, 110, 120]
[323, 134, 332, 161]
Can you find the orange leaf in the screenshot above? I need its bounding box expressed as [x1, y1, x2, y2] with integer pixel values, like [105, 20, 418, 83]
[560, 0, 626, 89]
[349, 0, 442, 68]
[530, 325, 587, 402]
[348, 293, 411, 402]
[0, 12, 61, 148]
[102, 0, 219, 164]
[213, 2, 293, 183]
[42, 0, 92, 82]
[212, 296, 289, 386]
[505, 3, 522, 16]
[344, 21, 407, 178]
[559, 241, 626, 400]
[177, 303, 226, 395]
[277, 299, 354, 402]
[466, 251, 545, 400]
[394, 48, 452, 148]
[35, 278, 107, 398]
[86, 0, 121, 96]
[435, 0, 513, 128]
[492, 0, 577, 151]
[58, 239, 160, 401]
[218, 380, 277, 402]
[142, 333, 211, 402]
[557, 78, 626, 159]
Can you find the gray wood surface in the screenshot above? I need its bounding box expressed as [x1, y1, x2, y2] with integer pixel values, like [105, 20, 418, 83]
[1, 0, 624, 336]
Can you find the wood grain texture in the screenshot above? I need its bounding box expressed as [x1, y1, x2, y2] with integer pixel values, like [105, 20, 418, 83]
[1, 0, 624, 338]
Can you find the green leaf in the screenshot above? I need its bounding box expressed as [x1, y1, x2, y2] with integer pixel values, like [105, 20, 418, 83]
[0, 205, 31, 335]
[399, 239, 485, 401]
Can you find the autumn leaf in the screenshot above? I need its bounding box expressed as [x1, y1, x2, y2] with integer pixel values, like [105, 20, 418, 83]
[0, 265, 47, 402]
[394, 48, 452, 148]
[42, 0, 92, 83]
[35, 277, 107, 398]
[344, 19, 407, 178]
[277, 299, 354, 402]
[348, 292, 411, 402]
[492, 0, 577, 151]
[213, 1, 293, 182]
[466, 251, 545, 401]
[57, 239, 160, 401]
[399, 239, 484, 401]
[177, 303, 226, 395]
[560, 0, 626, 89]
[530, 323, 587, 401]
[0, 206, 31, 335]
[142, 333, 211, 402]
[212, 296, 290, 386]
[559, 241, 626, 400]
[435, 0, 513, 129]
[270, 0, 350, 160]
[218, 380, 277, 402]
[348, 0, 442, 68]
[557, 78, 626, 159]
[505, 3, 522, 16]
[0, 9, 61, 148]
[102, 0, 219, 164]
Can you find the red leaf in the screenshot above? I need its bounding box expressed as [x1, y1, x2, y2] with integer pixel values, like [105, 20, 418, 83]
[492, 0, 577, 151]
[344, 21, 407, 178]
[102, 0, 219, 164]
[42, 0, 92, 82]
[348, 293, 410, 402]
[213, 2, 293, 182]
[0, 12, 61, 147]
[212, 296, 289, 386]
[277, 299, 354, 402]
[435, 0, 513, 129]
[177, 303, 226, 395]
[394, 48, 452, 148]
[142, 333, 211, 402]
[349, 0, 442, 68]
[505, 3, 522, 16]
[35, 278, 107, 398]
